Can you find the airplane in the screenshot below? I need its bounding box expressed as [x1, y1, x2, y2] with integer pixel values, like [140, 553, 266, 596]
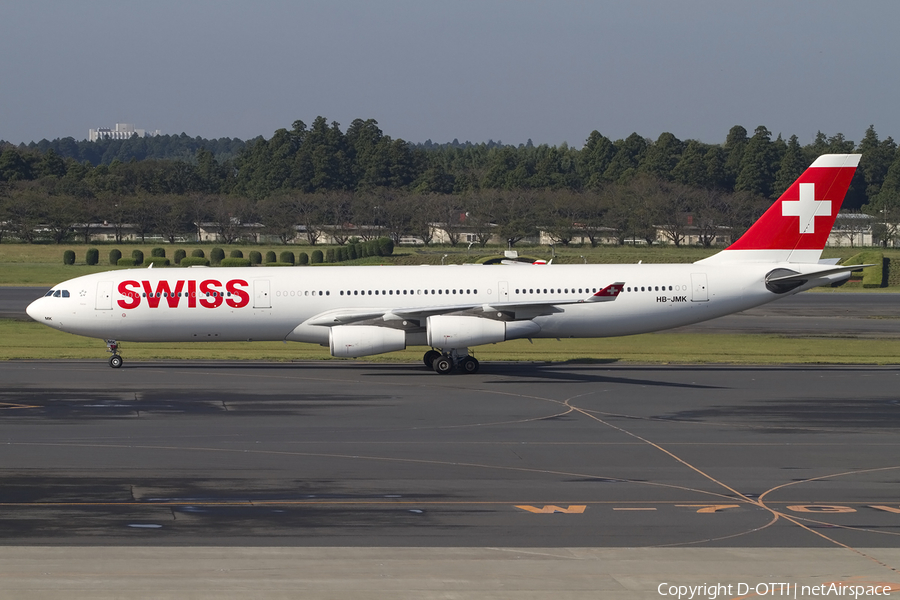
[27, 154, 864, 374]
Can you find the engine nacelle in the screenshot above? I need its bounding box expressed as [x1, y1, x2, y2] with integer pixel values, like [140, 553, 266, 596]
[426, 315, 540, 349]
[329, 325, 406, 358]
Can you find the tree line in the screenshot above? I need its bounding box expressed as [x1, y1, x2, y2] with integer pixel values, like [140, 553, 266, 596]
[2, 118, 900, 246]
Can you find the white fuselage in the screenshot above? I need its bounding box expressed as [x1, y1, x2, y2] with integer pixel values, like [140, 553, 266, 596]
[26, 261, 832, 349]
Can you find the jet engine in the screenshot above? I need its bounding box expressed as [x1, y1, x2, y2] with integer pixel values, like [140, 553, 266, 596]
[426, 315, 540, 349]
[329, 325, 406, 358]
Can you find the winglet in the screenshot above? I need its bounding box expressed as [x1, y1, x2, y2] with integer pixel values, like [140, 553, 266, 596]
[587, 282, 625, 302]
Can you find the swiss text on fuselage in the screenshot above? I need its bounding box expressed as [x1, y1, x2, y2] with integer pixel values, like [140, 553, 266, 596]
[117, 279, 250, 309]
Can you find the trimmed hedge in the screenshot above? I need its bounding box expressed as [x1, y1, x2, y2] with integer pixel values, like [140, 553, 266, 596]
[297, 252, 309, 265]
[109, 249, 122, 265]
[844, 251, 886, 288]
[191, 249, 205, 258]
[146, 257, 170, 267]
[264, 262, 294, 267]
[210, 247, 225, 265]
[85, 248, 99, 265]
[180, 257, 210, 267]
[325, 248, 335, 263]
[229, 249, 244, 258]
[311, 249, 324, 264]
[249, 250, 262, 265]
[151, 247, 166, 258]
[220, 257, 252, 267]
[265, 251, 277, 263]
[174, 249, 186, 264]
[279, 251, 295, 265]
[117, 257, 136, 267]
[132, 249, 144, 266]
[63, 250, 75, 265]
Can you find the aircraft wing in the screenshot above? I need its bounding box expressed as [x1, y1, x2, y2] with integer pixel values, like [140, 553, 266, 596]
[305, 282, 625, 328]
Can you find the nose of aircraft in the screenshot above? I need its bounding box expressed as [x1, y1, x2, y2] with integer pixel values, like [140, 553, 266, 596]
[26, 297, 43, 322]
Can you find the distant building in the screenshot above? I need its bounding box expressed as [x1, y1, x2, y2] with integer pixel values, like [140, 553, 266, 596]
[88, 123, 161, 142]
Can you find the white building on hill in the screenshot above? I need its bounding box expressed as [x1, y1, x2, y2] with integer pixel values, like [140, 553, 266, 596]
[89, 123, 161, 142]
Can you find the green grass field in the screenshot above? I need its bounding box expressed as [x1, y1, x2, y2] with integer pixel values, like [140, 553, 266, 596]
[3, 319, 898, 365]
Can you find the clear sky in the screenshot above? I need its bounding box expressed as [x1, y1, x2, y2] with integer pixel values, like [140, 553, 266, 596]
[1, 0, 897, 147]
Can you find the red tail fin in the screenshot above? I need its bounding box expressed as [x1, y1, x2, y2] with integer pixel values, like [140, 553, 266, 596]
[701, 154, 860, 264]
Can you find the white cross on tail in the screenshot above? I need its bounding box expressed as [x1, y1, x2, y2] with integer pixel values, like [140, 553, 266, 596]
[781, 183, 831, 234]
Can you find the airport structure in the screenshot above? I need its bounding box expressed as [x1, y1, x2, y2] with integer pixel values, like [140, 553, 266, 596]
[88, 123, 161, 142]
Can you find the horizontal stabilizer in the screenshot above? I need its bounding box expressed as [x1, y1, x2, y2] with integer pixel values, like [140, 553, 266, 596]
[766, 264, 875, 285]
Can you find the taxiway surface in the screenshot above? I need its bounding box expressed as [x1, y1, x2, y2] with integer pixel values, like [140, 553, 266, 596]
[2, 360, 899, 549]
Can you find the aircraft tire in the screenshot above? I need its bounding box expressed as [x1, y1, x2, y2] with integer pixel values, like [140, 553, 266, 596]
[432, 355, 454, 375]
[460, 356, 479, 374]
[423, 350, 441, 368]
[109, 355, 123, 369]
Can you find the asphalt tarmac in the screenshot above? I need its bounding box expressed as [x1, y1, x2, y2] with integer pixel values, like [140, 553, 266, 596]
[2, 360, 899, 549]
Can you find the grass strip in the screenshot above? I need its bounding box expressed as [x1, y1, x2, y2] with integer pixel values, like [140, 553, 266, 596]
[2, 319, 898, 365]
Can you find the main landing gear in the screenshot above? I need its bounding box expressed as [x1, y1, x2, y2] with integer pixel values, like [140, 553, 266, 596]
[106, 339, 123, 369]
[422, 348, 479, 375]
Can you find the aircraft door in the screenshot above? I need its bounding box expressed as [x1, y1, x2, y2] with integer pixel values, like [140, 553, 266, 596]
[95, 281, 113, 310]
[498, 281, 509, 302]
[253, 279, 271, 309]
[690, 273, 709, 302]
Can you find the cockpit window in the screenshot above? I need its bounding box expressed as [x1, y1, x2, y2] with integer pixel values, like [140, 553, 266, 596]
[53, 290, 61, 298]
[61, 290, 70, 298]
[44, 290, 54, 297]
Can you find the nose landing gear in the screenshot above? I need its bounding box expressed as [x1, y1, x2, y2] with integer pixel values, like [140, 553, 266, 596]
[106, 340, 123, 368]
